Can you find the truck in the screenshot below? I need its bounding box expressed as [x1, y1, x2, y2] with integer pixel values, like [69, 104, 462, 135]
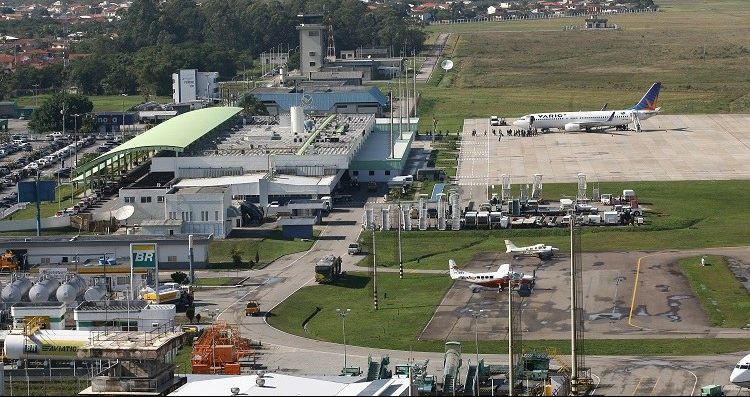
[600, 194, 612, 205]
[142, 282, 194, 308]
[602, 211, 620, 225]
[314, 255, 342, 284]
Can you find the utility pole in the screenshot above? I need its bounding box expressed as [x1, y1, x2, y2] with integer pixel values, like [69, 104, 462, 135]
[398, 203, 403, 279]
[398, 58, 403, 139]
[570, 212, 578, 396]
[389, 83, 394, 159]
[121, 93, 128, 142]
[404, 54, 409, 136]
[413, 50, 417, 124]
[508, 280, 514, 397]
[372, 224, 378, 310]
[335, 308, 351, 372]
[188, 234, 195, 284]
[470, 309, 484, 396]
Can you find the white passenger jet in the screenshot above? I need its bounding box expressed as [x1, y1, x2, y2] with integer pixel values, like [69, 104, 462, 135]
[512, 82, 661, 132]
[505, 240, 559, 260]
[449, 259, 535, 293]
[731, 353, 750, 388]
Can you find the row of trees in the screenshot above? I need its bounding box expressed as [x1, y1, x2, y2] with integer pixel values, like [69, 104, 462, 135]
[2, 0, 425, 98]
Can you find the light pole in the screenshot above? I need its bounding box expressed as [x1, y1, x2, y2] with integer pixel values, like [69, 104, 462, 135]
[120, 93, 128, 141]
[335, 308, 351, 371]
[71, 113, 81, 170]
[32, 83, 40, 107]
[468, 308, 484, 396]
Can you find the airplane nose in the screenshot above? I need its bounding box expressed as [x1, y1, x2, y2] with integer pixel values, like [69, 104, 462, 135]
[730, 369, 741, 383]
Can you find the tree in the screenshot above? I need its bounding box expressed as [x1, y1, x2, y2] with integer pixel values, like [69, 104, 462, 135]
[238, 94, 268, 117]
[69, 56, 107, 95]
[171, 271, 189, 285]
[195, 313, 201, 323]
[230, 245, 244, 267]
[185, 305, 195, 323]
[255, 250, 260, 264]
[29, 93, 93, 133]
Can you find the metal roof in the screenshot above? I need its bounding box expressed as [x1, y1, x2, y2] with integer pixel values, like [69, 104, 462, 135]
[252, 86, 388, 112]
[74, 107, 242, 180]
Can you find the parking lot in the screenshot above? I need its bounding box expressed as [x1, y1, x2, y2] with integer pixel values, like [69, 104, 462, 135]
[0, 131, 121, 217]
[420, 248, 750, 341]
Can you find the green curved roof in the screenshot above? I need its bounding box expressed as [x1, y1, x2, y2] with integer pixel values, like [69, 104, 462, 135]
[75, 106, 242, 180]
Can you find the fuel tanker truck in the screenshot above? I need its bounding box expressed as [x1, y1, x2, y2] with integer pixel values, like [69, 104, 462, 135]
[3, 330, 100, 360]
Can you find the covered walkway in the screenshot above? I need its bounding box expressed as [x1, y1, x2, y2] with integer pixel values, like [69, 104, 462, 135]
[74, 107, 242, 182]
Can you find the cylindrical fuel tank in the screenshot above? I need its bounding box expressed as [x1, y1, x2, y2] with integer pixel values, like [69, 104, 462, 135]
[4, 330, 97, 360]
[56, 275, 87, 304]
[29, 278, 61, 303]
[2, 277, 32, 302]
[84, 285, 107, 301]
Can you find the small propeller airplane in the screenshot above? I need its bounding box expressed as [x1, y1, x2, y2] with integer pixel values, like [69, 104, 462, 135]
[505, 240, 559, 260]
[448, 259, 535, 294]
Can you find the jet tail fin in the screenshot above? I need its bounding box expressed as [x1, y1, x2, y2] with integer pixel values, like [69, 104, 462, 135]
[600, 103, 608, 111]
[504, 239, 517, 253]
[631, 82, 661, 111]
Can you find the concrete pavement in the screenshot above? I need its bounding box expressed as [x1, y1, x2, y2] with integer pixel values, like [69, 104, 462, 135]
[417, 33, 451, 83]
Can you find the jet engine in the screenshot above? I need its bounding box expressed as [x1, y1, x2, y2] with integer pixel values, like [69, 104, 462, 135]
[564, 123, 580, 132]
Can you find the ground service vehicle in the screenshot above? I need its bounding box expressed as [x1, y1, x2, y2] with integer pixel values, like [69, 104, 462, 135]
[315, 255, 342, 283]
[245, 300, 260, 316]
[348, 243, 361, 255]
[0, 250, 18, 272]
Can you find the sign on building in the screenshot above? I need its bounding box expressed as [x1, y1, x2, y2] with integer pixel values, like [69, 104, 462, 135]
[130, 243, 158, 268]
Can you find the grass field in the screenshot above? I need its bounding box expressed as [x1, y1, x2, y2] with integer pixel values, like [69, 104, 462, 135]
[208, 230, 317, 267]
[10, 184, 86, 220]
[194, 277, 242, 287]
[414, 0, 750, 133]
[269, 271, 750, 354]
[679, 255, 750, 328]
[362, 180, 750, 270]
[14, 94, 172, 112]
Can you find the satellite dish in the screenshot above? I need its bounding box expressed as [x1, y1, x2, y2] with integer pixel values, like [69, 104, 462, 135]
[301, 93, 313, 107]
[113, 205, 135, 221]
[441, 59, 454, 71]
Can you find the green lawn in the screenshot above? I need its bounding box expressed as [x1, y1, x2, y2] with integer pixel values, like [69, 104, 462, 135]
[415, 0, 750, 133]
[174, 344, 193, 375]
[10, 183, 86, 220]
[269, 271, 750, 355]
[14, 94, 172, 112]
[679, 255, 750, 328]
[208, 230, 318, 268]
[360, 180, 750, 270]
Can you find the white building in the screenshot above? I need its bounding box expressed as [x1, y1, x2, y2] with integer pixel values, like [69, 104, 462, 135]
[11, 302, 67, 330]
[172, 69, 219, 103]
[487, 5, 498, 14]
[74, 301, 176, 332]
[170, 372, 410, 396]
[165, 186, 240, 238]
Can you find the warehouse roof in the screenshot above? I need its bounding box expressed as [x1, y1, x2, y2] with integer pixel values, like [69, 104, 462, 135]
[74, 107, 242, 180]
[250, 86, 388, 112]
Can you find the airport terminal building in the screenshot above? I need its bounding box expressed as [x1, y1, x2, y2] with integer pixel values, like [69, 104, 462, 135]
[78, 104, 417, 238]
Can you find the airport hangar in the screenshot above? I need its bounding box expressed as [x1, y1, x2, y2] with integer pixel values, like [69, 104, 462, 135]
[75, 104, 418, 238]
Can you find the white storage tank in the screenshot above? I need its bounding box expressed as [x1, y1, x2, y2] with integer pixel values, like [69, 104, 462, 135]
[56, 275, 88, 304]
[2, 277, 32, 303]
[84, 285, 107, 301]
[29, 278, 61, 303]
[290, 106, 304, 134]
